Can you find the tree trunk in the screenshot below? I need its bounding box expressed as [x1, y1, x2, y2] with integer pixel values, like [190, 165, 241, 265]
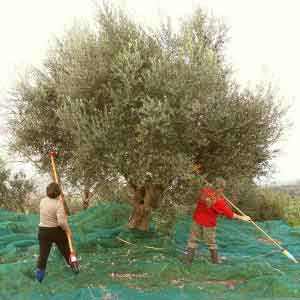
[127, 183, 163, 231]
[82, 189, 93, 210]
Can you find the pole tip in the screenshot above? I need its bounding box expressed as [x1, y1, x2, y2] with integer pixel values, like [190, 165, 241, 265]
[48, 151, 57, 157]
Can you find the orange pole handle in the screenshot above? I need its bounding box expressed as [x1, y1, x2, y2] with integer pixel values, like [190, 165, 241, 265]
[49, 151, 75, 252]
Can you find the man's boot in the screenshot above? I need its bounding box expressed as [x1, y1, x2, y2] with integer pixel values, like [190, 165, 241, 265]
[185, 247, 196, 264]
[209, 249, 219, 264]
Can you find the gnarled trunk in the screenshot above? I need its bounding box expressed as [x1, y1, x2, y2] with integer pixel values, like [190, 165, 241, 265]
[127, 183, 163, 231]
[82, 189, 93, 210]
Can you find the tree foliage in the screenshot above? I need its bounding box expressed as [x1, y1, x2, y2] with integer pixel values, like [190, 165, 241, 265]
[0, 159, 35, 212]
[0, 159, 10, 201]
[10, 4, 286, 209]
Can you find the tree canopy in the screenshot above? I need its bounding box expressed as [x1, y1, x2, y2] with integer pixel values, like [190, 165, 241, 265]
[9, 4, 286, 201]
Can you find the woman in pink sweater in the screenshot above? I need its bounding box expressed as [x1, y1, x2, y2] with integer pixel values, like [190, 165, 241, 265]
[36, 182, 71, 282]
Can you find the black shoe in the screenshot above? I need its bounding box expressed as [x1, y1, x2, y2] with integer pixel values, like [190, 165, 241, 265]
[209, 249, 219, 264]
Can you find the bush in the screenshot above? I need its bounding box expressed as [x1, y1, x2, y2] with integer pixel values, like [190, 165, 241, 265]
[0, 159, 35, 212]
[218, 177, 287, 221]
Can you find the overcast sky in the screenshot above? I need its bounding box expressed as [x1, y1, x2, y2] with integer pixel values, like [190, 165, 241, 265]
[0, 0, 299, 184]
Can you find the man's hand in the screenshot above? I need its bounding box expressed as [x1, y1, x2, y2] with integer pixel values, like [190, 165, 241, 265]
[239, 215, 251, 222]
[233, 213, 251, 222]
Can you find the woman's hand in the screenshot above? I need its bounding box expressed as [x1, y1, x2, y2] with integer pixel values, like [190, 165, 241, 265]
[65, 228, 72, 237]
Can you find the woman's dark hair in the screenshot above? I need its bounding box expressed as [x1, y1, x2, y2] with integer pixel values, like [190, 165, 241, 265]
[46, 182, 61, 198]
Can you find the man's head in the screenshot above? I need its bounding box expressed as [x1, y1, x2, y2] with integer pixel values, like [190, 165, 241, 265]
[46, 182, 61, 198]
[214, 177, 226, 193]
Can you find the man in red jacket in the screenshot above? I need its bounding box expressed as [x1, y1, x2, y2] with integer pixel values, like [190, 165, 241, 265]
[186, 177, 251, 264]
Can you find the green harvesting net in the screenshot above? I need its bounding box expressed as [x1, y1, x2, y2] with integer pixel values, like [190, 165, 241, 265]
[1, 202, 300, 300]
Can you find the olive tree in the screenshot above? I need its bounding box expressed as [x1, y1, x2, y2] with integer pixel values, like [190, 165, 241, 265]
[10, 4, 285, 229]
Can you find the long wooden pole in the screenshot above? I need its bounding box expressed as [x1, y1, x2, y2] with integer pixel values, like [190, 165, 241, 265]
[49, 151, 78, 270]
[205, 179, 298, 263]
[222, 193, 284, 250]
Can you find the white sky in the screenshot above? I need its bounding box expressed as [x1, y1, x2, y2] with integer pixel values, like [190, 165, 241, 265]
[0, 0, 299, 184]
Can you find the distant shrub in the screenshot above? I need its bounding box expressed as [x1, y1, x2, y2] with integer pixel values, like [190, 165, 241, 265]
[254, 189, 288, 220]
[280, 196, 300, 227]
[0, 159, 35, 212]
[222, 177, 289, 221]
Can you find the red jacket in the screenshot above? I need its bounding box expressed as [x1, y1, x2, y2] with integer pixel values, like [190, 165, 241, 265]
[193, 187, 234, 227]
